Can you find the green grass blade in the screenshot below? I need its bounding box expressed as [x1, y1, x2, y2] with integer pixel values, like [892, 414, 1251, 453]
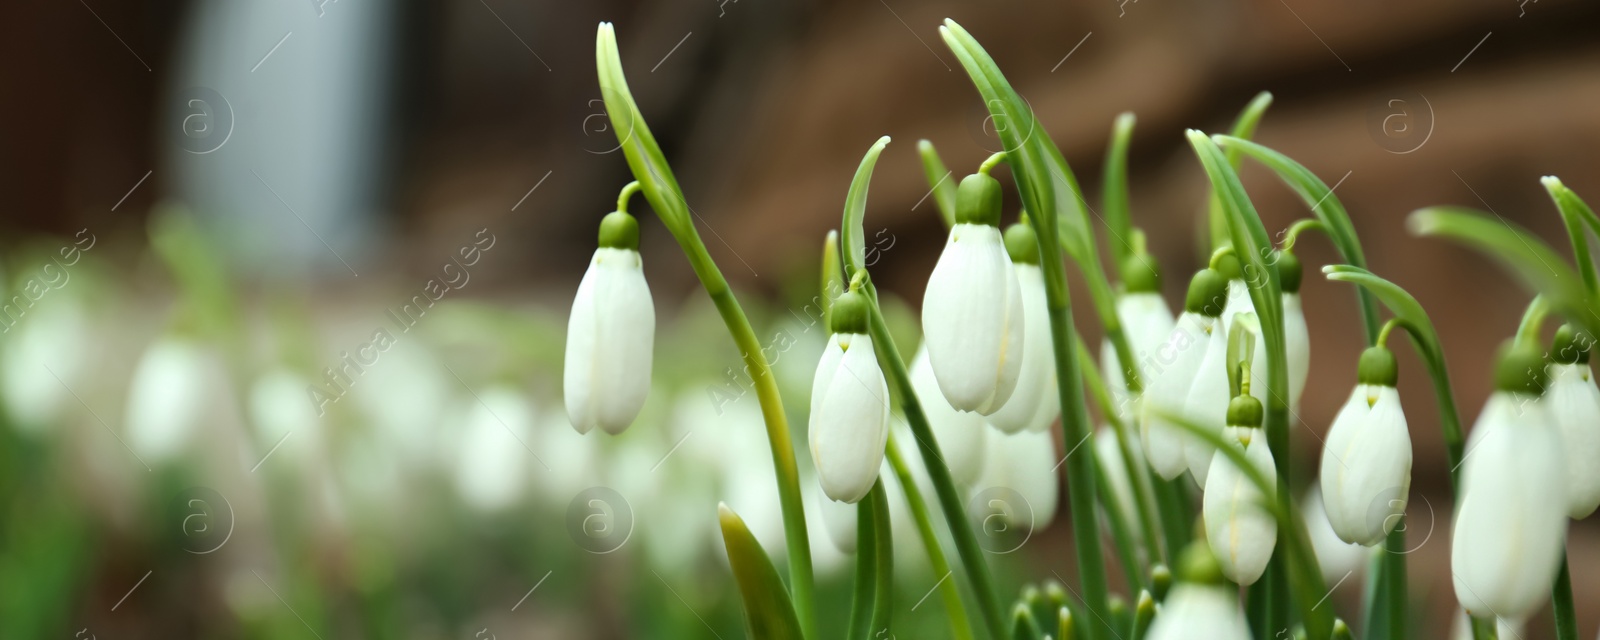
[1102, 113, 1136, 275]
[719, 504, 806, 640]
[919, 139, 959, 229]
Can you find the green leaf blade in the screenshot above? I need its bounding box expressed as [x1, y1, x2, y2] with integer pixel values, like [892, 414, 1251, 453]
[719, 504, 805, 640]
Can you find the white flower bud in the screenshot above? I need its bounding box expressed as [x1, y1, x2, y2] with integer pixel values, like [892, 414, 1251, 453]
[974, 425, 1059, 528]
[816, 483, 858, 553]
[1140, 311, 1214, 480]
[809, 332, 891, 504]
[564, 247, 655, 435]
[1320, 383, 1412, 546]
[1544, 362, 1600, 519]
[1203, 426, 1278, 586]
[921, 223, 1025, 415]
[1102, 291, 1177, 422]
[1451, 391, 1568, 620]
[910, 345, 988, 487]
[1302, 488, 1369, 582]
[989, 263, 1058, 434]
[1146, 583, 1250, 640]
[1284, 292, 1311, 408]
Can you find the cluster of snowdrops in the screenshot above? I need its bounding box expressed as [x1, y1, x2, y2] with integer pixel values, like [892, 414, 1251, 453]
[562, 20, 1599, 640]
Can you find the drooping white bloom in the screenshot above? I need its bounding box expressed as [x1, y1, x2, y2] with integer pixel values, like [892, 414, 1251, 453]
[1452, 390, 1568, 620]
[1146, 576, 1251, 640]
[974, 425, 1059, 529]
[1544, 361, 1600, 519]
[989, 262, 1057, 434]
[247, 368, 320, 466]
[1095, 426, 1147, 547]
[1102, 290, 1177, 421]
[922, 222, 1025, 415]
[453, 386, 532, 512]
[910, 345, 988, 487]
[1302, 488, 1370, 582]
[2, 298, 88, 431]
[1320, 378, 1412, 546]
[564, 245, 655, 435]
[1284, 292, 1311, 408]
[1182, 324, 1229, 488]
[809, 330, 891, 504]
[816, 483, 858, 553]
[1204, 421, 1278, 586]
[1140, 314, 1214, 479]
[125, 338, 211, 464]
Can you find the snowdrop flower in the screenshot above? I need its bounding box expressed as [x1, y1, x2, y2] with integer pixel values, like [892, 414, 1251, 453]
[1096, 426, 1146, 547]
[922, 172, 1025, 415]
[973, 425, 1059, 529]
[1545, 324, 1600, 519]
[910, 345, 988, 487]
[1303, 488, 1369, 583]
[1452, 341, 1568, 620]
[989, 221, 1060, 434]
[809, 289, 891, 504]
[1203, 389, 1278, 586]
[1147, 543, 1251, 640]
[2, 298, 89, 431]
[453, 386, 533, 512]
[816, 483, 858, 553]
[1140, 267, 1228, 480]
[1320, 345, 1412, 546]
[1181, 279, 1267, 488]
[1279, 251, 1311, 408]
[564, 209, 655, 435]
[1103, 250, 1177, 421]
[125, 337, 212, 464]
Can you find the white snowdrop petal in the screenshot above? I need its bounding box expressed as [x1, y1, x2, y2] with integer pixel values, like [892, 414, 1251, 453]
[1321, 385, 1412, 546]
[817, 485, 858, 553]
[1203, 428, 1278, 586]
[810, 334, 891, 503]
[910, 346, 988, 487]
[1103, 292, 1177, 423]
[1451, 393, 1569, 619]
[922, 224, 1024, 415]
[1146, 584, 1251, 640]
[989, 264, 1054, 434]
[564, 248, 654, 435]
[1303, 488, 1369, 582]
[1140, 312, 1213, 479]
[974, 426, 1059, 528]
[1545, 363, 1600, 518]
[1182, 324, 1232, 488]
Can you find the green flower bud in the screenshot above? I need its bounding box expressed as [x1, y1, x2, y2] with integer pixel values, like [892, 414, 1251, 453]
[1214, 252, 1242, 281]
[1493, 339, 1548, 395]
[1004, 222, 1040, 265]
[597, 211, 640, 250]
[1184, 268, 1229, 317]
[1176, 541, 1226, 586]
[955, 173, 1003, 227]
[1227, 393, 1264, 428]
[1357, 345, 1399, 387]
[1122, 253, 1162, 294]
[1551, 323, 1590, 365]
[1150, 564, 1173, 601]
[829, 289, 871, 335]
[1277, 250, 1302, 293]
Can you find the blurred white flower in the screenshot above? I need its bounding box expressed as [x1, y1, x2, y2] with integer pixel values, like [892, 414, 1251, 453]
[1147, 545, 1250, 640]
[564, 239, 655, 435]
[246, 368, 321, 466]
[352, 343, 449, 465]
[909, 345, 987, 487]
[125, 338, 212, 464]
[1095, 426, 1147, 550]
[1284, 291, 1310, 408]
[1102, 289, 1176, 422]
[2, 298, 88, 431]
[988, 261, 1057, 434]
[922, 221, 1024, 415]
[816, 482, 857, 553]
[973, 425, 1059, 529]
[1452, 388, 1568, 620]
[1302, 488, 1369, 583]
[1544, 326, 1600, 519]
[452, 386, 532, 513]
[1141, 268, 1226, 481]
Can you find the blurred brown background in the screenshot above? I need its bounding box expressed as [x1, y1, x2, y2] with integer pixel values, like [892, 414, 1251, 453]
[4, 0, 1598, 636]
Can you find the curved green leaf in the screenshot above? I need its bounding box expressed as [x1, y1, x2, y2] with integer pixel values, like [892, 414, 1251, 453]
[1186, 132, 1285, 370]
[1102, 113, 1136, 276]
[1408, 206, 1600, 338]
[719, 504, 804, 640]
[1543, 176, 1600, 297]
[869, 481, 893, 639]
[1209, 93, 1273, 251]
[1214, 135, 1380, 342]
[919, 139, 958, 230]
[841, 136, 892, 273]
[596, 24, 691, 236]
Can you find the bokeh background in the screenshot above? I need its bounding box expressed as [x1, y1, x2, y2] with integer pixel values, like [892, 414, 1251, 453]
[3, 0, 1598, 637]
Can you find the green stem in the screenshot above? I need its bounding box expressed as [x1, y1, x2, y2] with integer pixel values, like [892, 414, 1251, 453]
[616, 180, 642, 213]
[979, 151, 1007, 176]
[885, 433, 975, 640]
[1471, 616, 1499, 640]
[1281, 219, 1326, 252]
[1546, 177, 1600, 297]
[918, 140, 959, 228]
[848, 486, 878, 640]
[1076, 336, 1164, 567]
[1553, 550, 1578, 640]
[1516, 296, 1549, 346]
[870, 480, 893, 639]
[1103, 113, 1137, 276]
